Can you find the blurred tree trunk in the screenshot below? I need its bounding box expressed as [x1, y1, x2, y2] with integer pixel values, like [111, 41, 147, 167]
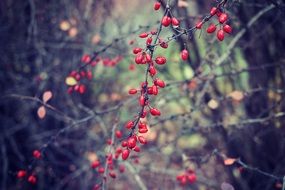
[228, 2, 285, 190]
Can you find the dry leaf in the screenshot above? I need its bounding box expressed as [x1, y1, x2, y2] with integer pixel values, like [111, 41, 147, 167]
[86, 152, 98, 162]
[208, 99, 219, 109]
[65, 76, 77, 86]
[221, 182, 235, 190]
[92, 34, 101, 44]
[68, 27, 78, 38]
[43, 91, 52, 103]
[178, 0, 189, 8]
[188, 79, 198, 90]
[224, 158, 237, 166]
[228, 91, 244, 101]
[37, 106, 46, 119]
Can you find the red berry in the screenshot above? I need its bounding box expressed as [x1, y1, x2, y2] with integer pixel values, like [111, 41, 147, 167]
[129, 64, 135, 71]
[125, 121, 134, 129]
[139, 32, 148, 38]
[79, 84, 86, 94]
[80, 71, 86, 77]
[145, 53, 152, 63]
[154, 78, 165, 88]
[180, 175, 187, 185]
[155, 56, 166, 65]
[210, 7, 217, 15]
[119, 165, 125, 173]
[154, 2, 161, 10]
[188, 174, 197, 183]
[171, 17, 180, 26]
[133, 146, 140, 152]
[219, 13, 228, 24]
[180, 49, 189, 61]
[150, 108, 161, 116]
[152, 85, 158, 95]
[86, 70, 92, 80]
[176, 174, 184, 181]
[134, 158, 139, 164]
[147, 87, 153, 95]
[151, 29, 157, 35]
[162, 16, 171, 27]
[28, 175, 37, 184]
[33, 150, 41, 159]
[138, 122, 146, 129]
[121, 140, 128, 147]
[70, 70, 77, 77]
[107, 139, 112, 145]
[138, 128, 148, 133]
[91, 160, 100, 168]
[149, 65, 157, 76]
[140, 110, 147, 118]
[133, 47, 142, 54]
[128, 89, 137, 95]
[81, 54, 91, 63]
[206, 24, 216, 33]
[17, 170, 27, 178]
[139, 95, 145, 106]
[146, 37, 152, 45]
[122, 149, 130, 160]
[74, 84, 79, 91]
[127, 137, 137, 149]
[138, 136, 147, 144]
[160, 41, 168, 49]
[116, 147, 122, 154]
[75, 73, 81, 81]
[216, 10, 222, 17]
[115, 130, 122, 138]
[98, 167, 105, 173]
[223, 24, 232, 34]
[196, 21, 203, 29]
[217, 29, 225, 41]
[109, 171, 116, 178]
[141, 81, 148, 88]
[135, 54, 143, 64]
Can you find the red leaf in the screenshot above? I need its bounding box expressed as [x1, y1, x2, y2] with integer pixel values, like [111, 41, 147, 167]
[42, 91, 52, 103]
[224, 158, 237, 166]
[37, 106, 46, 119]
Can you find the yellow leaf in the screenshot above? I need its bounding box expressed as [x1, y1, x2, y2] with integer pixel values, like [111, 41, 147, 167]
[43, 91, 52, 103]
[208, 99, 219, 109]
[37, 106, 46, 119]
[224, 158, 236, 166]
[59, 20, 71, 31]
[65, 76, 77, 86]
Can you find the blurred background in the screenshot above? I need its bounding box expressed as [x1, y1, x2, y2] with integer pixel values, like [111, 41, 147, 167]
[1, 0, 285, 189]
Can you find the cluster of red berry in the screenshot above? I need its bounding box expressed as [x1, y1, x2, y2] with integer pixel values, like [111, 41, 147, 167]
[119, 0, 192, 164]
[67, 69, 92, 94]
[176, 169, 197, 186]
[16, 150, 41, 185]
[90, 157, 126, 181]
[66, 54, 123, 94]
[196, 7, 232, 41]
[91, 1, 232, 186]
